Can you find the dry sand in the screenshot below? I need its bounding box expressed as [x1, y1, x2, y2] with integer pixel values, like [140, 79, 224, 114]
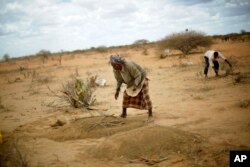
[0, 41, 250, 167]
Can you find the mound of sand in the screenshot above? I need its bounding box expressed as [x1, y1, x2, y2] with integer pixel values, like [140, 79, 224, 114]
[16, 116, 148, 141]
[89, 125, 204, 160]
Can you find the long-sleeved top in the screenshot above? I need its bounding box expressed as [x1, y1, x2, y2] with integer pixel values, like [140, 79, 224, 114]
[204, 50, 226, 67]
[113, 61, 146, 90]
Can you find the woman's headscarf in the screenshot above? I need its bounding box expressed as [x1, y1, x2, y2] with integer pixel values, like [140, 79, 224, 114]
[110, 55, 125, 65]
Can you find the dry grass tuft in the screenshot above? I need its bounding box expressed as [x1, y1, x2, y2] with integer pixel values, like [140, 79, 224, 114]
[62, 76, 97, 108]
[45, 75, 97, 109]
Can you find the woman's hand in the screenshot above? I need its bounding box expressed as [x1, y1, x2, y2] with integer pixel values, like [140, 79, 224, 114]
[115, 91, 119, 100]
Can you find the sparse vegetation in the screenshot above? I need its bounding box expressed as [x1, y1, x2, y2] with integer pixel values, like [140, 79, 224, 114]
[158, 30, 212, 56]
[3, 53, 10, 62]
[0, 31, 249, 167]
[19, 66, 27, 72]
[95, 45, 108, 53]
[133, 39, 149, 45]
[37, 49, 51, 64]
[20, 69, 38, 80]
[62, 76, 97, 108]
[31, 70, 38, 81]
[212, 31, 250, 42]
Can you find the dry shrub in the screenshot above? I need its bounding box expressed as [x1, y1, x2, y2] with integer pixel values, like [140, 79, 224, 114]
[20, 69, 38, 81]
[62, 76, 97, 108]
[133, 39, 149, 45]
[157, 30, 212, 56]
[25, 69, 53, 84]
[36, 50, 51, 64]
[3, 54, 10, 62]
[95, 46, 108, 53]
[19, 66, 27, 71]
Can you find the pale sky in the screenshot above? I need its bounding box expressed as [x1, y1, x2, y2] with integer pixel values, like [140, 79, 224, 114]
[0, 0, 250, 58]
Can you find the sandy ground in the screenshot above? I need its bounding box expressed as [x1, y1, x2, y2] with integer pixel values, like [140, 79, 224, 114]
[0, 41, 250, 167]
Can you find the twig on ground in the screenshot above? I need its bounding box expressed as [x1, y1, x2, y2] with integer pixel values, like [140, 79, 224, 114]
[140, 156, 168, 165]
[61, 90, 85, 107]
[129, 156, 168, 165]
[87, 116, 124, 132]
[46, 85, 62, 98]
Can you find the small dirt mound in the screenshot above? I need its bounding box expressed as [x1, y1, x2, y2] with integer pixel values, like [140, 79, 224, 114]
[16, 116, 147, 142]
[89, 125, 203, 160]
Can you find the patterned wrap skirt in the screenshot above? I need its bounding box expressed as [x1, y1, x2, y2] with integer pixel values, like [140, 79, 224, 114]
[123, 79, 152, 110]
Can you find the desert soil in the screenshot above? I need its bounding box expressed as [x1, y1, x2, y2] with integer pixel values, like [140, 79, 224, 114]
[0, 41, 250, 167]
